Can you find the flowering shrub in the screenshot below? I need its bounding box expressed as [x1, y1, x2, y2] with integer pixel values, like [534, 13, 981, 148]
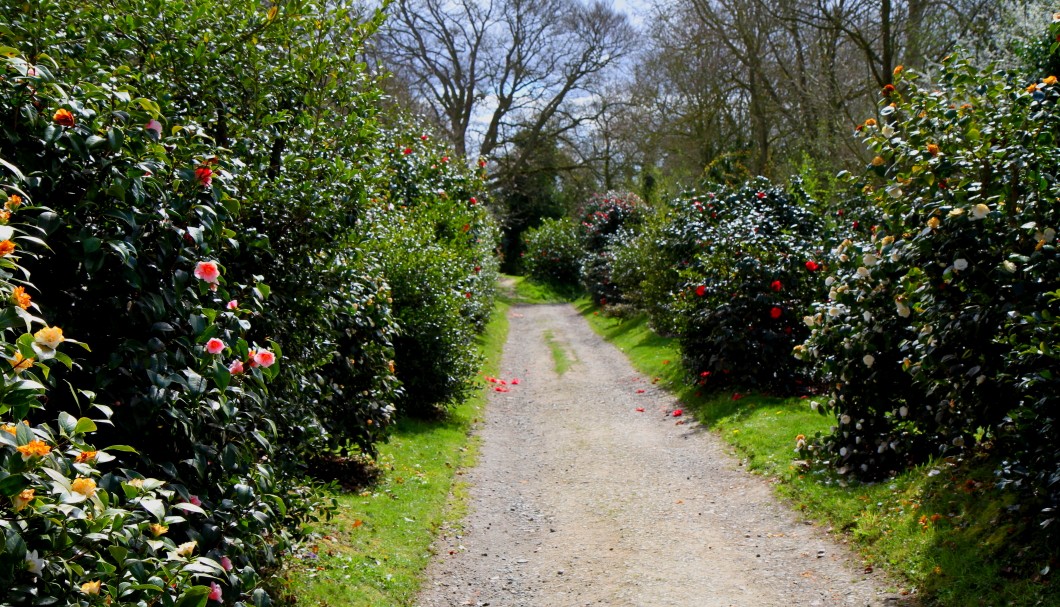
[674, 180, 825, 391]
[577, 192, 646, 305]
[800, 48, 1060, 524]
[362, 129, 499, 416]
[522, 218, 582, 287]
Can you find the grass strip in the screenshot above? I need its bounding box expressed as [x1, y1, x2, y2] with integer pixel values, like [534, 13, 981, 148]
[498, 274, 581, 305]
[542, 329, 573, 375]
[576, 297, 1058, 607]
[283, 300, 510, 607]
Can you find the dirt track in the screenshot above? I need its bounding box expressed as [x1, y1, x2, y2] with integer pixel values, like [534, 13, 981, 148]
[417, 303, 905, 607]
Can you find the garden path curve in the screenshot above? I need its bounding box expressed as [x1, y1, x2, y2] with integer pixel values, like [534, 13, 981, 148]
[417, 303, 905, 607]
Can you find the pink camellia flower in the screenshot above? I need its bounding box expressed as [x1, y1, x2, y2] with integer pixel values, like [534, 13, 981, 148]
[253, 349, 276, 368]
[206, 338, 225, 354]
[208, 582, 222, 602]
[194, 261, 220, 284]
[227, 300, 238, 310]
[145, 119, 163, 137]
[189, 495, 202, 507]
[228, 359, 244, 375]
[220, 556, 233, 572]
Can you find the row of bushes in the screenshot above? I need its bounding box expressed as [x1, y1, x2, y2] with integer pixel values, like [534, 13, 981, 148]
[525, 33, 1060, 531]
[0, 1, 497, 605]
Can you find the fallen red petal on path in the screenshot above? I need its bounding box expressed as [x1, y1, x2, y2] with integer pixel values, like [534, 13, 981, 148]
[494, 386, 509, 392]
[511, 378, 520, 385]
[673, 409, 683, 417]
[635, 407, 645, 412]
[636, 389, 646, 394]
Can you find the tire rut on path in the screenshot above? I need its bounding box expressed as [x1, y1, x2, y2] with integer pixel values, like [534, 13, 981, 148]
[417, 303, 904, 607]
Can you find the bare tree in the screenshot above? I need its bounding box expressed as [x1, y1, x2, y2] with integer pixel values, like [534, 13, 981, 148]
[377, 0, 636, 166]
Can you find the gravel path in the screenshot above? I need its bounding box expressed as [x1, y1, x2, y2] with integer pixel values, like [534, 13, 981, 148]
[417, 303, 906, 607]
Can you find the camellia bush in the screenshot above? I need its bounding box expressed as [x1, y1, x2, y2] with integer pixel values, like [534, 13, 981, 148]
[362, 129, 499, 416]
[800, 44, 1060, 526]
[673, 180, 825, 391]
[577, 191, 646, 306]
[522, 218, 582, 287]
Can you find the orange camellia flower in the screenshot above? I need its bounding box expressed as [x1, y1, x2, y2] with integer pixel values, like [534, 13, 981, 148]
[53, 108, 76, 127]
[893, 65, 903, 76]
[5, 194, 22, 209]
[9, 352, 33, 374]
[11, 286, 31, 310]
[863, 118, 877, 127]
[1044, 76, 1058, 86]
[1, 423, 15, 435]
[927, 143, 940, 156]
[1027, 83, 1039, 93]
[927, 217, 940, 230]
[0, 240, 15, 257]
[17, 439, 52, 458]
[0, 210, 10, 223]
[75, 450, 97, 463]
[11, 488, 34, 512]
[148, 523, 169, 537]
[882, 84, 896, 96]
[871, 156, 885, 167]
[71, 477, 97, 498]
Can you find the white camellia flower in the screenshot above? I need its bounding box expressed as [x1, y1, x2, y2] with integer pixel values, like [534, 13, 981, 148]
[857, 267, 870, 278]
[840, 414, 851, 425]
[863, 253, 879, 266]
[976, 375, 986, 385]
[953, 258, 969, 271]
[863, 311, 872, 322]
[882, 124, 895, 137]
[803, 315, 816, 328]
[25, 550, 44, 576]
[971, 203, 990, 220]
[840, 447, 848, 456]
[863, 354, 875, 367]
[825, 276, 835, 287]
[839, 254, 850, 262]
[1001, 260, 1017, 273]
[899, 406, 908, 417]
[886, 185, 903, 199]
[896, 301, 911, 318]
[949, 207, 965, 217]
[828, 306, 842, 317]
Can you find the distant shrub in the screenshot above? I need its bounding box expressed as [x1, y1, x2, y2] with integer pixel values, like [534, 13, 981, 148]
[577, 192, 645, 305]
[523, 218, 582, 287]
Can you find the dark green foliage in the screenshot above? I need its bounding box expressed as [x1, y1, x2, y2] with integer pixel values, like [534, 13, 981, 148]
[577, 192, 645, 305]
[522, 218, 582, 287]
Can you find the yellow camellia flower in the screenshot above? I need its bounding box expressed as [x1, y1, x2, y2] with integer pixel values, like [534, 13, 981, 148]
[11, 488, 34, 512]
[71, 477, 97, 498]
[148, 523, 168, 537]
[175, 541, 197, 557]
[127, 478, 145, 488]
[33, 326, 64, 350]
[927, 217, 940, 229]
[9, 352, 33, 374]
[1, 423, 15, 435]
[17, 439, 51, 458]
[81, 580, 102, 595]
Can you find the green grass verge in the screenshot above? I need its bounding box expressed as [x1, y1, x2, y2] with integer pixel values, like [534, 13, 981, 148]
[498, 274, 582, 304]
[576, 297, 1058, 607]
[282, 300, 510, 607]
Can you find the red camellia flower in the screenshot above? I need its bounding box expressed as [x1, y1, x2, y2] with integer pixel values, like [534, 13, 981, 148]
[805, 260, 820, 271]
[195, 166, 213, 187]
[770, 280, 782, 292]
[672, 409, 683, 417]
[469, 196, 477, 205]
[882, 84, 896, 96]
[695, 285, 706, 297]
[53, 108, 75, 127]
[402, 147, 413, 155]
[770, 307, 782, 319]
[755, 191, 766, 199]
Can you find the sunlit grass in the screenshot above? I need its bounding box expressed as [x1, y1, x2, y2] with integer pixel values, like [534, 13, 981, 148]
[542, 329, 573, 375]
[282, 301, 510, 607]
[577, 297, 1059, 607]
[498, 273, 582, 305]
